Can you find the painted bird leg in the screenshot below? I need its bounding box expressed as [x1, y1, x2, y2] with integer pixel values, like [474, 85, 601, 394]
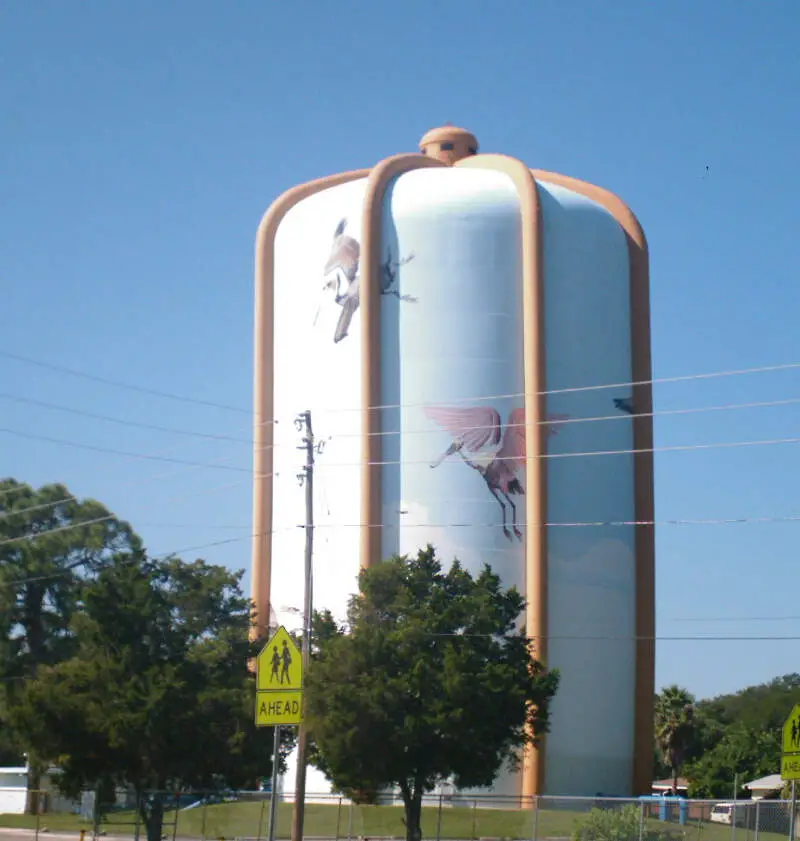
[488, 486, 511, 540]
[503, 492, 522, 540]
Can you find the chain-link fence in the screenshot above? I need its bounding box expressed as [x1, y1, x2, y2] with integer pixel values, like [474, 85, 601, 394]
[4, 790, 800, 841]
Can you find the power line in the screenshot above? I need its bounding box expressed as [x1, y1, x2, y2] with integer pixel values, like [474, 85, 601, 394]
[0, 391, 253, 443]
[0, 350, 251, 414]
[0, 469, 276, 548]
[296, 360, 800, 415]
[6, 503, 800, 552]
[0, 426, 257, 472]
[423, 631, 800, 642]
[5, 387, 800, 453]
[5, 425, 800, 546]
[4, 386, 799, 524]
[354, 395, 800, 439]
[309, 514, 800, 529]
[4, 519, 800, 640]
[669, 615, 800, 623]
[314, 433, 800, 469]
[5, 348, 800, 417]
[0, 408, 285, 522]
[6, 414, 800, 506]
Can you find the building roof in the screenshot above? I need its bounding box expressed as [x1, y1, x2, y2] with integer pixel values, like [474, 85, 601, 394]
[744, 774, 783, 791]
[652, 778, 689, 789]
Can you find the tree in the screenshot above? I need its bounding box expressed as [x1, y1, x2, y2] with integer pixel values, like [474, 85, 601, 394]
[0, 478, 141, 811]
[305, 546, 559, 841]
[9, 552, 293, 841]
[655, 685, 698, 793]
[684, 722, 780, 798]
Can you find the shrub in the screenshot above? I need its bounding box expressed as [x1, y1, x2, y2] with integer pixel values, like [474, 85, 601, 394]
[572, 804, 680, 841]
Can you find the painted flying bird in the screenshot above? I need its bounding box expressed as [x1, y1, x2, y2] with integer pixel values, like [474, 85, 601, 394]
[425, 405, 526, 540]
[424, 406, 568, 541]
[614, 397, 634, 415]
[320, 218, 361, 344]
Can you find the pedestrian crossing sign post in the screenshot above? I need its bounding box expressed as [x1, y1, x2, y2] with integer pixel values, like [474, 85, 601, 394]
[255, 625, 304, 727]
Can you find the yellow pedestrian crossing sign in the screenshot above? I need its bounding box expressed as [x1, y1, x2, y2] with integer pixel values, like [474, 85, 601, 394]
[781, 704, 800, 780]
[255, 626, 304, 727]
[257, 626, 302, 690]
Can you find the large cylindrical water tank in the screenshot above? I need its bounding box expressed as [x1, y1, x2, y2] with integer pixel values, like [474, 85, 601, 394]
[252, 126, 655, 798]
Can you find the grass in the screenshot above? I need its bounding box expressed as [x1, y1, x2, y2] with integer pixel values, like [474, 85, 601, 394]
[0, 800, 793, 841]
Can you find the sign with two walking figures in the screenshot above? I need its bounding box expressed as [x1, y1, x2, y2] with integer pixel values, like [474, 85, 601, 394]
[781, 704, 800, 781]
[255, 626, 304, 726]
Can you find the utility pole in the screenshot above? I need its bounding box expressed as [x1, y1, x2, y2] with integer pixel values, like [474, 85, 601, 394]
[291, 410, 315, 841]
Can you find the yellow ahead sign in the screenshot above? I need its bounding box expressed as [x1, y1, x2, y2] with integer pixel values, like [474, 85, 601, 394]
[782, 753, 800, 781]
[256, 690, 304, 726]
[257, 626, 303, 690]
[255, 626, 304, 728]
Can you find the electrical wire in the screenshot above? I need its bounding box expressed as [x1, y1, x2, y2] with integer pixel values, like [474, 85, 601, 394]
[0, 391, 253, 443]
[3, 385, 798, 527]
[312, 433, 800, 469]
[334, 395, 800, 441]
[309, 514, 800, 529]
[5, 348, 800, 416]
[5, 402, 800, 526]
[0, 350, 251, 415]
[0, 469, 276, 549]
[286, 360, 800, 415]
[5, 522, 800, 640]
[6, 502, 800, 552]
[0, 425, 257, 472]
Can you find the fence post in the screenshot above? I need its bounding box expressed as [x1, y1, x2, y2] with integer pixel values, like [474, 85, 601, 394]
[347, 798, 353, 841]
[436, 793, 444, 841]
[133, 790, 142, 841]
[639, 799, 645, 841]
[754, 798, 760, 841]
[256, 793, 267, 841]
[472, 799, 477, 841]
[335, 796, 343, 841]
[92, 785, 100, 841]
[34, 793, 41, 841]
[532, 795, 539, 841]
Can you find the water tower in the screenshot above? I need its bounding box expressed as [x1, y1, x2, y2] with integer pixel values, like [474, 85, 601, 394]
[251, 125, 655, 797]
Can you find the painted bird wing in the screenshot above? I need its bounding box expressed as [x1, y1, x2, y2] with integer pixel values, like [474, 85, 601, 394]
[424, 405, 501, 452]
[498, 408, 526, 468]
[324, 235, 360, 278]
[333, 295, 359, 343]
[545, 412, 571, 438]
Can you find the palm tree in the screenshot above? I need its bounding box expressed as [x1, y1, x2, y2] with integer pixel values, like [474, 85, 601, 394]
[655, 685, 697, 793]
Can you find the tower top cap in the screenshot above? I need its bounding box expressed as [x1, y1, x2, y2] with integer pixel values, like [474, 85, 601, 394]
[419, 125, 479, 165]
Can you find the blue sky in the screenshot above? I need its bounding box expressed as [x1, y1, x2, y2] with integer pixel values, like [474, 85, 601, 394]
[2, 1, 800, 701]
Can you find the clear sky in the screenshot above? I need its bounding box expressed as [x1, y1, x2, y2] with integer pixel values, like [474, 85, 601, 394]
[2, 1, 799, 701]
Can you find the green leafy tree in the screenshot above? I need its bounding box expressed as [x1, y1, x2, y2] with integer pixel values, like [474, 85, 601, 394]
[699, 674, 800, 734]
[0, 478, 140, 810]
[684, 721, 780, 798]
[9, 552, 293, 841]
[655, 685, 698, 793]
[305, 546, 559, 841]
[0, 686, 24, 766]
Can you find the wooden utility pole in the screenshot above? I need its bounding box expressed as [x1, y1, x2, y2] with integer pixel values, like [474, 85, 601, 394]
[291, 410, 315, 841]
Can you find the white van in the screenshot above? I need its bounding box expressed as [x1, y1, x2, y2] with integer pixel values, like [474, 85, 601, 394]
[710, 803, 748, 826]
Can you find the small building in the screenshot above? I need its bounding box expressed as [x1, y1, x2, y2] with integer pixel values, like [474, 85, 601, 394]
[651, 778, 689, 796]
[0, 765, 81, 815]
[744, 774, 783, 800]
[0, 767, 29, 814]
